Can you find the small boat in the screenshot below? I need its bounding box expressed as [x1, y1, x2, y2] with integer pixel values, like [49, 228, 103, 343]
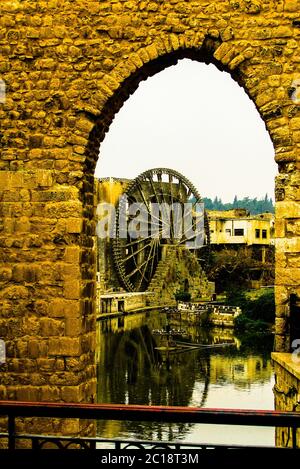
[174, 340, 235, 349]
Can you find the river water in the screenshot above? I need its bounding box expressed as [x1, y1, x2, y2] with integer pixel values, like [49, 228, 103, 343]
[96, 310, 275, 447]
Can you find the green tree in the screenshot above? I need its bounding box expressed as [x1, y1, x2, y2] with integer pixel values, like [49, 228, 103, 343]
[203, 195, 274, 214]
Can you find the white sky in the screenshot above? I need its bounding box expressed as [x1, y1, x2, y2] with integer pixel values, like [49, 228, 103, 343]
[95, 59, 277, 203]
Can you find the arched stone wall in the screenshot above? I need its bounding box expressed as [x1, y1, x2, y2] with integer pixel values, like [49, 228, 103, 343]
[0, 0, 300, 406]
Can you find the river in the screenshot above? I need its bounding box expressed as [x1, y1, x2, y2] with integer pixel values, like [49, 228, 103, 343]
[96, 310, 275, 447]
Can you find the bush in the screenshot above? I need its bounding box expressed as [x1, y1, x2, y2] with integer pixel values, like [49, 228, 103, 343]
[175, 291, 191, 302]
[226, 288, 275, 325]
[225, 287, 275, 334]
[246, 289, 275, 323]
[234, 315, 270, 333]
[225, 288, 248, 310]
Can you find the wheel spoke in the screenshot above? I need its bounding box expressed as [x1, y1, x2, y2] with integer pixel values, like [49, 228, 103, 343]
[126, 256, 156, 279]
[149, 239, 159, 279]
[137, 241, 156, 289]
[120, 241, 153, 263]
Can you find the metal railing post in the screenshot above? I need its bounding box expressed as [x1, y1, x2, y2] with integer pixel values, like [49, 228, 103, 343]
[292, 426, 297, 449]
[8, 414, 16, 450]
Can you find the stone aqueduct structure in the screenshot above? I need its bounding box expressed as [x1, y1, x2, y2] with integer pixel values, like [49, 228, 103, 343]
[0, 0, 300, 406]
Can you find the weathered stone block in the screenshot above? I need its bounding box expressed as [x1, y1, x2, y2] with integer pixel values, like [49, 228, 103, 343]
[14, 217, 31, 232]
[275, 219, 286, 238]
[36, 170, 53, 188]
[64, 279, 81, 300]
[62, 419, 80, 435]
[49, 299, 66, 318]
[276, 267, 300, 286]
[64, 300, 81, 319]
[275, 317, 288, 335]
[290, 118, 300, 130]
[61, 386, 82, 402]
[45, 202, 82, 218]
[65, 357, 86, 372]
[65, 318, 82, 337]
[64, 246, 81, 264]
[275, 286, 290, 306]
[16, 386, 40, 401]
[0, 285, 28, 300]
[49, 372, 81, 386]
[0, 267, 12, 282]
[284, 0, 300, 12]
[55, 359, 65, 371]
[40, 386, 61, 402]
[40, 318, 64, 337]
[276, 202, 300, 219]
[65, 218, 83, 234]
[48, 337, 81, 357]
[276, 238, 300, 253]
[0, 386, 7, 400]
[274, 335, 290, 352]
[36, 358, 56, 372]
[286, 253, 300, 268]
[28, 339, 47, 358]
[23, 316, 40, 336]
[12, 264, 40, 283]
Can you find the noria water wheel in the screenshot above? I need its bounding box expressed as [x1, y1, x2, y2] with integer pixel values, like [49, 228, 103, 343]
[112, 168, 210, 292]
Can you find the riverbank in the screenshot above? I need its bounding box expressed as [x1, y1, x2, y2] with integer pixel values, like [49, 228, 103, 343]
[225, 287, 275, 334]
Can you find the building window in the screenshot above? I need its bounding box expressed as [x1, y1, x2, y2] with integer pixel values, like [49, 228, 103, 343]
[255, 229, 260, 238]
[210, 230, 214, 233]
[234, 229, 244, 236]
[262, 229, 267, 239]
[225, 229, 231, 236]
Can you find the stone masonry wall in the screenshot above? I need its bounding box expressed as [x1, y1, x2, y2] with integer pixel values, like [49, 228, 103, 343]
[272, 353, 300, 448]
[148, 246, 211, 306]
[0, 0, 300, 423]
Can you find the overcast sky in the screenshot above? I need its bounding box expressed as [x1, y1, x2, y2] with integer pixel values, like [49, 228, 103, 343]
[95, 59, 277, 203]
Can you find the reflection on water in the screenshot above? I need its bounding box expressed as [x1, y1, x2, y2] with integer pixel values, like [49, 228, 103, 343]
[96, 311, 275, 446]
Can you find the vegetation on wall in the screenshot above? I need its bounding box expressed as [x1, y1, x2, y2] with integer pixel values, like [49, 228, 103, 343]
[225, 288, 275, 333]
[174, 290, 191, 302]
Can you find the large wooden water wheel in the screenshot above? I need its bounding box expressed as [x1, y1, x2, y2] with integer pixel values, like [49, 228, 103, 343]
[112, 168, 210, 292]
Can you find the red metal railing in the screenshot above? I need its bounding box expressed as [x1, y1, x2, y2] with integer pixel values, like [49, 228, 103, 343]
[0, 400, 300, 450]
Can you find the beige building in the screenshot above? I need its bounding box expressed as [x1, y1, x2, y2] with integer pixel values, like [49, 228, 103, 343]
[208, 209, 275, 246]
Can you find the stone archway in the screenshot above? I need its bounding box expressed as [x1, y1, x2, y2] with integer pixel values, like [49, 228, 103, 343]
[0, 1, 299, 411]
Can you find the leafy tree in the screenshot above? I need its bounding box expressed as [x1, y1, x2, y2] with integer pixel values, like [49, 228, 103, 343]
[207, 247, 259, 291]
[231, 289, 275, 332]
[207, 246, 274, 292]
[202, 195, 274, 214]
